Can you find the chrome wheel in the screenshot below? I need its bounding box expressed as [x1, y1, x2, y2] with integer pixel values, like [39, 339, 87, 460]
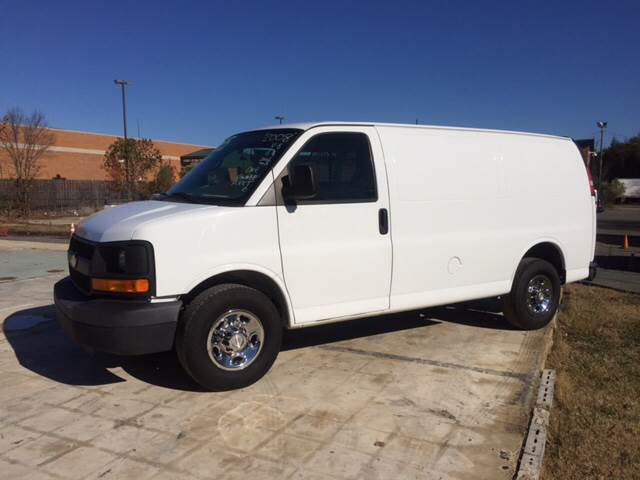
[206, 310, 264, 371]
[526, 275, 553, 314]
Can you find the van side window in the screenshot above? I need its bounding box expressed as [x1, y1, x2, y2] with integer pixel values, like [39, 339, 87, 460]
[286, 132, 377, 203]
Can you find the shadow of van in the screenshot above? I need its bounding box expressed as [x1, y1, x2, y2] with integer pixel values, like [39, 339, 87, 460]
[2, 297, 511, 392]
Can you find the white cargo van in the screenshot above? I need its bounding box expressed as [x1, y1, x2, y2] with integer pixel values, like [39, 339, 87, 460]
[55, 122, 597, 390]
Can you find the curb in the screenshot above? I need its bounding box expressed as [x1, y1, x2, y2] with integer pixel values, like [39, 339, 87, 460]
[513, 302, 560, 480]
[580, 280, 640, 295]
[515, 369, 556, 480]
[0, 239, 68, 252]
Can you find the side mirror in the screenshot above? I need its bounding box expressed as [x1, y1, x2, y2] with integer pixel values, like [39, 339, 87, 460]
[282, 164, 317, 201]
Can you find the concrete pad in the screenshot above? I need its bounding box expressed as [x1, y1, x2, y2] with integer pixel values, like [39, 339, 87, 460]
[0, 425, 42, 455]
[584, 267, 640, 293]
[0, 247, 66, 280]
[0, 457, 59, 480]
[0, 272, 551, 479]
[0, 238, 68, 252]
[43, 446, 117, 479]
[84, 457, 160, 480]
[3, 434, 77, 467]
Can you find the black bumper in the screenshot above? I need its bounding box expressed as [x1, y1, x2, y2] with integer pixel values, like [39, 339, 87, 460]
[54, 277, 182, 355]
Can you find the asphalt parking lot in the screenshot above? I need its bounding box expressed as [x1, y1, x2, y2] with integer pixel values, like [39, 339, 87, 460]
[0, 240, 551, 480]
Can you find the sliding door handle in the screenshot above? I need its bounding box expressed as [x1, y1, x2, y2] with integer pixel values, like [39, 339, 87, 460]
[378, 208, 389, 235]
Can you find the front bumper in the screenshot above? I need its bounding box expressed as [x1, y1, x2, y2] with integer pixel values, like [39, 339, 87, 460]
[54, 276, 182, 355]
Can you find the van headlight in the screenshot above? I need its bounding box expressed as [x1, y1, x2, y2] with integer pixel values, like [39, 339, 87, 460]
[90, 242, 154, 295]
[92, 244, 150, 275]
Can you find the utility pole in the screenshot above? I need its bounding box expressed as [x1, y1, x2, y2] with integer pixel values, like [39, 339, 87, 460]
[114, 79, 131, 200]
[275, 115, 284, 125]
[597, 121, 607, 188]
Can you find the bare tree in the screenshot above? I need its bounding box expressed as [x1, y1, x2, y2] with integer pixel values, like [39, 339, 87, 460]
[0, 115, 6, 179]
[0, 108, 55, 216]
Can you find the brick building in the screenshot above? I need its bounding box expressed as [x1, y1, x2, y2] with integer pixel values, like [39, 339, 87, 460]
[0, 127, 211, 181]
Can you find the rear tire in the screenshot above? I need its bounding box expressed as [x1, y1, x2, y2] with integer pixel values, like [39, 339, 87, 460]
[502, 258, 561, 330]
[176, 283, 282, 391]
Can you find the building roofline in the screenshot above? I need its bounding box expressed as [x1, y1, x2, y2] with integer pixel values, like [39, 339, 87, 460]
[46, 126, 211, 148]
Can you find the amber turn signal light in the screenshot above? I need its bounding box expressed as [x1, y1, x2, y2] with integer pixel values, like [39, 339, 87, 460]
[91, 278, 149, 294]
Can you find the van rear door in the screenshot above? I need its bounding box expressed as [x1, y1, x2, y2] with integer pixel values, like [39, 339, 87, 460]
[275, 127, 392, 324]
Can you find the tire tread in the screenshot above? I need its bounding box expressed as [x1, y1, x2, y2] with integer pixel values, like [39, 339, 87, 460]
[502, 258, 560, 330]
[176, 283, 281, 391]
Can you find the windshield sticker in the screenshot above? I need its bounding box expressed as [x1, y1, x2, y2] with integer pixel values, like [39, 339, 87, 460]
[237, 173, 260, 192]
[262, 132, 296, 150]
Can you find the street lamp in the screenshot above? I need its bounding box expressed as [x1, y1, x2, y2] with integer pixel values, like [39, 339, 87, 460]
[114, 79, 131, 199]
[597, 121, 607, 188]
[275, 115, 285, 125]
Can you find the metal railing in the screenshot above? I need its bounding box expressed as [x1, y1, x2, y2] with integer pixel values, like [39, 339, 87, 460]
[0, 179, 127, 212]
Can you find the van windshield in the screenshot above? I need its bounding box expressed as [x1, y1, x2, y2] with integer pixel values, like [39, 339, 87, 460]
[166, 129, 302, 205]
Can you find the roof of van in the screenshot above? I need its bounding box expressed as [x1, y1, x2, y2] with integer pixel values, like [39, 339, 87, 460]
[254, 121, 570, 141]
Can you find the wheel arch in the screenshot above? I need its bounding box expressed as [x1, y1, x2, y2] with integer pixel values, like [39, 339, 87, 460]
[182, 267, 294, 328]
[512, 240, 567, 286]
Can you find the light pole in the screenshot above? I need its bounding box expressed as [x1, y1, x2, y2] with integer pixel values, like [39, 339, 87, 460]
[114, 79, 131, 199]
[275, 115, 284, 125]
[597, 121, 607, 188]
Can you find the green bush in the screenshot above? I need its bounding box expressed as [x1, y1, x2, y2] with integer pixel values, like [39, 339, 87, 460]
[145, 163, 176, 198]
[600, 179, 625, 205]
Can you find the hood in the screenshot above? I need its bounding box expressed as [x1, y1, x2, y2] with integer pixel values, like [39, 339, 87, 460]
[75, 200, 212, 243]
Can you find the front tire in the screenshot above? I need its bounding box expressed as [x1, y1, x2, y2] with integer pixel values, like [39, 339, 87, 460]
[502, 258, 561, 330]
[176, 283, 282, 391]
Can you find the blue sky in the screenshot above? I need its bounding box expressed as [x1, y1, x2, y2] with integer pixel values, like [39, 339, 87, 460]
[1, 0, 638, 147]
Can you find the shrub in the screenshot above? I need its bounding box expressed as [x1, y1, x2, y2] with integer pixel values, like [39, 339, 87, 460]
[600, 179, 625, 205]
[150, 163, 176, 194]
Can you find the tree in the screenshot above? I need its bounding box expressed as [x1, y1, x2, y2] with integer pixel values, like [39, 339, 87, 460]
[602, 134, 640, 180]
[149, 162, 176, 194]
[0, 108, 55, 216]
[0, 115, 6, 179]
[103, 137, 162, 199]
[179, 163, 196, 178]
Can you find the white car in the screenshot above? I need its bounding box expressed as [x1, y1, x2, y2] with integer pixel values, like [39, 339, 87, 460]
[55, 122, 597, 390]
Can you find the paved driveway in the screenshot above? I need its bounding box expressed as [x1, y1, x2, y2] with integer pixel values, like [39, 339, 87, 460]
[0, 246, 551, 480]
[0, 239, 67, 281]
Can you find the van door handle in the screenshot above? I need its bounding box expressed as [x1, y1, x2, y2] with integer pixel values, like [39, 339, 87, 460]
[378, 208, 389, 235]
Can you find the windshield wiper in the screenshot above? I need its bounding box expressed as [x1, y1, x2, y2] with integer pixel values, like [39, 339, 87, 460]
[157, 191, 196, 203]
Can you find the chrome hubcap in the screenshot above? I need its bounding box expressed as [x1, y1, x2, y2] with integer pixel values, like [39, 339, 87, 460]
[206, 309, 264, 371]
[526, 275, 553, 314]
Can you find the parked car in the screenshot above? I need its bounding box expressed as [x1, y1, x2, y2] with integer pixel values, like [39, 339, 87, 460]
[55, 122, 597, 390]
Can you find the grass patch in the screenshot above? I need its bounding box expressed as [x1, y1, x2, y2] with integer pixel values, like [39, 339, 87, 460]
[542, 284, 640, 479]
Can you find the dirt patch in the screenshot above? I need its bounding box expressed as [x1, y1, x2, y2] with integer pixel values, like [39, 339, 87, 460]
[541, 284, 640, 479]
[0, 223, 71, 237]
